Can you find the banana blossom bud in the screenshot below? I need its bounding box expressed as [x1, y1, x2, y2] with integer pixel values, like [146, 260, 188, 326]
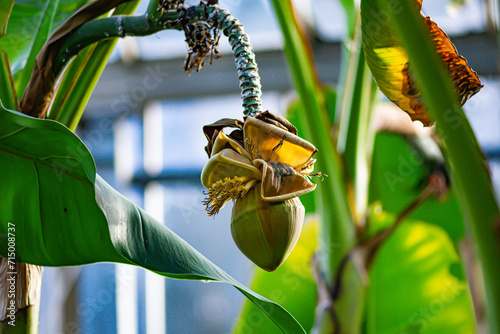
[201, 112, 318, 271]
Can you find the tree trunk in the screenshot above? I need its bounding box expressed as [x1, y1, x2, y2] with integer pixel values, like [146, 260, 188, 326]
[0, 258, 43, 334]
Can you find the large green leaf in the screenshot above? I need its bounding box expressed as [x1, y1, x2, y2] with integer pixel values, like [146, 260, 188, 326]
[0, 104, 305, 334]
[234, 219, 318, 333]
[367, 215, 476, 333]
[369, 132, 466, 244]
[0, 0, 92, 96]
[373, 0, 500, 329]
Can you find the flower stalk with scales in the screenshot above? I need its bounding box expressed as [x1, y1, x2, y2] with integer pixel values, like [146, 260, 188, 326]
[201, 111, 320, 271]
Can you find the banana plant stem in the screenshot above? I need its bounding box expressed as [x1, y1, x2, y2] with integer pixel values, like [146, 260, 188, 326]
[53, 5, 262, 116]
[336, 9, 377, 226]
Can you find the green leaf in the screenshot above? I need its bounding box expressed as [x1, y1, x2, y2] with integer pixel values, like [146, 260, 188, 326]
[369, 132, 466, 244]
[372, 0, 500, 330]
[47, 0, 141, 130]
[0, 0, 14, 37]
[367, 216, 476, 334]
[234, 219, 318, 333]
[0, 0, 92, 96]
[0, 104, 305, 334]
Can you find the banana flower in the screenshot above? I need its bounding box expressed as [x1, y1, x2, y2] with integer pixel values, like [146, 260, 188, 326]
[201, 112, 318, 271]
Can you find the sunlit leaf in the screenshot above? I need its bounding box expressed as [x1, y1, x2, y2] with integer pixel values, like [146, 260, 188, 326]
[361, 0, 481, 126]
[374, 0, 500, 329]
[0, 104, 306, 334]
[367, 215, 475, 334]
[369, 132, 466, 244]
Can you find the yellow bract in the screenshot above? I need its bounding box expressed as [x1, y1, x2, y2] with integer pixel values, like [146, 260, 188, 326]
[243, 117, 317, 169]
[201, 115, 317, 215]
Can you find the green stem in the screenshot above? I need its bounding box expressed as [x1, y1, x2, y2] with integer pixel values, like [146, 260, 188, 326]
[335, 12, 363, 133]
[53, 5, 263, 116]
[337, 0, 356, 38]
[0, 49, 18, 111]
[376, 0, 500, 331]
[270, 0, 355, 286]
[0, 260, 42, 334]
[53, 15, 151, 74]
[0, 304, 40, 334]
[336, 10, 377, 225]
[146, 0, 161, 21]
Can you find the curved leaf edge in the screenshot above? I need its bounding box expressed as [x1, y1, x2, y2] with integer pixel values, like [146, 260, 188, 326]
[0, 105, 305, 334]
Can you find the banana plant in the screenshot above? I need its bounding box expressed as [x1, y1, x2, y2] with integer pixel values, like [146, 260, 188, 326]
[0, 0, 498, 333]
[0, 0, 311, 333]
[235, 0, 499, 333]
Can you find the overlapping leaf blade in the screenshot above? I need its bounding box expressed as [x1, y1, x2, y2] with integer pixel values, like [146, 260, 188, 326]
[0, 105, 305, 334]
[367, 216, 475, 333]
[369, 132, 466, 244]
[361, 0, 481, 126]
[0, 0, 92, 96]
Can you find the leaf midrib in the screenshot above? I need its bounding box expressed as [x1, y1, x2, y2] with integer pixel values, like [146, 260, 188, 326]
[0, 143, 92, 186]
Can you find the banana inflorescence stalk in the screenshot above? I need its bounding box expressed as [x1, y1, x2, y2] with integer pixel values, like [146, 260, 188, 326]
[27, 2, 263, 118]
